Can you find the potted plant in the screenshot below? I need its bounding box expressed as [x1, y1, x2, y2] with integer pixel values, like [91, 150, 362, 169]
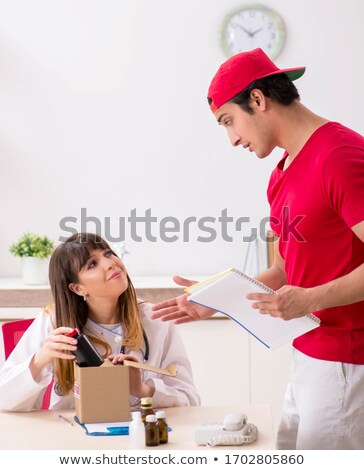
[9, 232, 55, 285]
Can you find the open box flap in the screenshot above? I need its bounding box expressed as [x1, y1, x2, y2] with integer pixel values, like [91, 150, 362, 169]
[101, 359, 177, 377]
[123, 360, 177, 377]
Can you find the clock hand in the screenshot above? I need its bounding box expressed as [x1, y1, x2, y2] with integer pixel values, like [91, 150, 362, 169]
[231, 23, 253, 37]
[250, 27, 263, 36]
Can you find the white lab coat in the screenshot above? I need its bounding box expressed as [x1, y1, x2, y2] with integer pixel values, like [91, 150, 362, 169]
[0, 302, 200, 411]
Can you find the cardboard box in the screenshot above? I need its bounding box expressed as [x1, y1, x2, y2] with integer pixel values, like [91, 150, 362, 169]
[74, 360, 177, 424]
[74, 361, 130, 423]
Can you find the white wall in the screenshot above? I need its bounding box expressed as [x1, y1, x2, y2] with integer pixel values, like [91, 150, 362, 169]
[1, 0, 363, 278]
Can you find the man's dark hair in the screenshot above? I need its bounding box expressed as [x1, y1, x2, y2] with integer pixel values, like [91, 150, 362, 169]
[208, 73, 300, 114]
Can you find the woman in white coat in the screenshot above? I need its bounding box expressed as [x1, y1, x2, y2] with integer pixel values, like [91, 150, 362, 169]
[0, 232, 200, 411]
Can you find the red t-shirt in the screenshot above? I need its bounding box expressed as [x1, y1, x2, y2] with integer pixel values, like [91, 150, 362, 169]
[267, 122, 364, 363]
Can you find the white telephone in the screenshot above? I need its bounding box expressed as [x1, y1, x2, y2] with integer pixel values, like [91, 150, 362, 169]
[194, 413, 258, 446]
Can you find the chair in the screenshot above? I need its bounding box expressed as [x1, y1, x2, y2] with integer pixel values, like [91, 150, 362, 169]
[1, 318, 53, 410]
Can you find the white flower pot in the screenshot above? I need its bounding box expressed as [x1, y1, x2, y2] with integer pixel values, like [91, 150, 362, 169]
[22, 257, 50, 285]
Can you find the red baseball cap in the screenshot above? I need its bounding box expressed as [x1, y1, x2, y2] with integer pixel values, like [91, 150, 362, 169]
[208, 48, 306, 113]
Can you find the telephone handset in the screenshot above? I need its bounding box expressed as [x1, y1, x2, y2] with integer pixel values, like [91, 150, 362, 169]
[194, 412, 258, 446]
[223, 412, 247, 431]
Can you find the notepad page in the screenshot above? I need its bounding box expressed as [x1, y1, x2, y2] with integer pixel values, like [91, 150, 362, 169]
[187, 270, 319, 349]
[185, 268, 233, 294]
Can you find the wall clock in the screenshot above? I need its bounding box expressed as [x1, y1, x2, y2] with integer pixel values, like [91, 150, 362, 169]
[220, 5, 286, 60]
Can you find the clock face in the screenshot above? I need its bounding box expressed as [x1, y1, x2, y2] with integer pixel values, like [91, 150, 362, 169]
[220, 6, 286, 60]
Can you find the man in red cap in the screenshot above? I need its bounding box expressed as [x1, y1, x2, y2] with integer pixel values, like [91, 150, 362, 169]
[152, 48, 364, 449]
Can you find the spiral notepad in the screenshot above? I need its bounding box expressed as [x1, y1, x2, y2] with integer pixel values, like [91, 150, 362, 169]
[185, 268, 320, 349]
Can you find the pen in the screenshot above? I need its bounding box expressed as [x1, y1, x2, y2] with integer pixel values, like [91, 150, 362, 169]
[106, 427, 129, 435]
[58, 414, 74, 427]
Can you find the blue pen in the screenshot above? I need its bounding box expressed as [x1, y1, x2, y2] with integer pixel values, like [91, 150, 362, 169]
[106, 426, 129, 435]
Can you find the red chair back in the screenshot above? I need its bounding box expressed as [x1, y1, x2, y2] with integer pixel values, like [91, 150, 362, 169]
[1, 318, 53, 410]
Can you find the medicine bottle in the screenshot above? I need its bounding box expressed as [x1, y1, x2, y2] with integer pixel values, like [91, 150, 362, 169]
[145, 414, 159, 446]
[129, 411, 145, 449]
[140, 397, 155, 423]
[156, 411, 168, 444]
[66, 328, 104, 367]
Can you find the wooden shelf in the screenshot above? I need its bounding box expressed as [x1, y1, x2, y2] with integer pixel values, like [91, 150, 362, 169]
[0, 276, 206, 308]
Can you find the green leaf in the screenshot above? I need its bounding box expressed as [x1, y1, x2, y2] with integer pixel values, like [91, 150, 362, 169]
[9, 232, 55, 258]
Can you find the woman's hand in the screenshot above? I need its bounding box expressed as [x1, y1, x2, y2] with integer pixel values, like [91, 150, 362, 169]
[108, 353, 155, 398]
[150, 275, 216, 324]
[33, 327, 77, 367]
[30, 327, 77, 380]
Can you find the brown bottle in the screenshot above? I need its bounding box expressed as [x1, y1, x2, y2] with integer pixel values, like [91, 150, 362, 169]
[140, 397, 155, 423]
[145, 414, 159, 446]
[156, 411, 168, 444]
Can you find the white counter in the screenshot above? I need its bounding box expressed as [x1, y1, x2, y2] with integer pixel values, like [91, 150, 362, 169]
[0, 276, 208, 312]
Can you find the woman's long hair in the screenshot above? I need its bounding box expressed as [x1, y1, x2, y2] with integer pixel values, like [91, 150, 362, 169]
[48, 232, 143, 395]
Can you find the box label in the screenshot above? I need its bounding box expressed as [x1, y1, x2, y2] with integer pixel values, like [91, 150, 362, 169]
[74, 381, 80, 399]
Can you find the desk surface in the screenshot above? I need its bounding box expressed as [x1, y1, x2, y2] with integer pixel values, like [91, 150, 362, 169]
[0, 405, 275, 450]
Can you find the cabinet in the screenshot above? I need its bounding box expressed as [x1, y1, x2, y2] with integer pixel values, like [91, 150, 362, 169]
[178, 319, 250, 405]
[249, 339, 291, 430]
[178, 320, 291, 432]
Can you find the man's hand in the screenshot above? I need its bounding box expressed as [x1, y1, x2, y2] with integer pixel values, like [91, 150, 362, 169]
[247, 285, 318, 320]
[150, 275, 216, 324]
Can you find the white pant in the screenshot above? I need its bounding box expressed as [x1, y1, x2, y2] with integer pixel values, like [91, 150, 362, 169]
[277, 348, 364, 450]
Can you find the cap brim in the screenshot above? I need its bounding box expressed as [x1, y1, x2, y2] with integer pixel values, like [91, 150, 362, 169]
[284, 67, 306, 81]
[261, 66, 306, 82]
